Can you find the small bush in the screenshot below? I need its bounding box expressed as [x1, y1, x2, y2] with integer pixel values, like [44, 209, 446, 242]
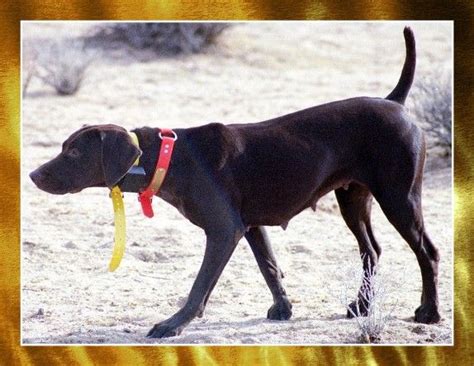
[89, 23, 229, 56]
[21, 44, 38, 97]
[337, 256, 397, 343]
[36, 38, 97, 95]
[409, 68, 452, 155]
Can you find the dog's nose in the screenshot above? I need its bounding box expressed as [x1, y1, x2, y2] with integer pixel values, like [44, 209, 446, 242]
[29, 170, 44, 186]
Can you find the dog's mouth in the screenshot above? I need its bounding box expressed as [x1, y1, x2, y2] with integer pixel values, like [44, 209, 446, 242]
[33, 184, 82, 195]
[29, 170, 84, 195]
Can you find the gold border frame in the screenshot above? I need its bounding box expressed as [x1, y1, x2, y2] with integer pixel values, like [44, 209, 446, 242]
[3, 1, 472, 364]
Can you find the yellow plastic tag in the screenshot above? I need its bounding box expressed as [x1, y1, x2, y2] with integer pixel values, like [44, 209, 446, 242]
[109, 186, 126, 271]
[128, 132, 140, 166]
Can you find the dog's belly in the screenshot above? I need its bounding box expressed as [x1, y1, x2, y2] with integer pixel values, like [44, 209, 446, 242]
[240, 175, 354, 228]
[241, 195, 318, 229]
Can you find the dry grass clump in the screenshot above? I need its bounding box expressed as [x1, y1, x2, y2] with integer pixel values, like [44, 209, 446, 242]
[88, 23, 229, 56]
[409, 68, 452, 156]
[21, 44, 38, 97]
[337, 257, 397, 344]
[22, 38, 97, 96]
[22, 23, 228, 97]
[35, 38, 97, 95]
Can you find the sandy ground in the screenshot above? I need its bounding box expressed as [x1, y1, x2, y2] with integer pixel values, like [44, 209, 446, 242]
[21, 22, 452, 345]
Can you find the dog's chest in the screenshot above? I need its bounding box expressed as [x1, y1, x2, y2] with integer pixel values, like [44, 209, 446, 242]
[158, 189, 204, 227]
[159, 190, 185, 214]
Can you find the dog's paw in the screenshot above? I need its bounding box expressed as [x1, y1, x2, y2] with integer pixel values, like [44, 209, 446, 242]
[414, 304, 441, 324]
[146, 320, 185, 338]
[267, 297, 292, 320]
[346, 300, 369, 318]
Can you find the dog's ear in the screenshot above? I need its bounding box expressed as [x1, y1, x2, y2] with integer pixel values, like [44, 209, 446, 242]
[100, 129, 141, 188]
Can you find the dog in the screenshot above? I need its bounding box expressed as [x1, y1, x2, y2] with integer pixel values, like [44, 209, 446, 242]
[29, 27, 441, 338]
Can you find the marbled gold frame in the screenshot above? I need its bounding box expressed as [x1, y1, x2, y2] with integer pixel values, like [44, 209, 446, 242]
[2, 1, 472, 365]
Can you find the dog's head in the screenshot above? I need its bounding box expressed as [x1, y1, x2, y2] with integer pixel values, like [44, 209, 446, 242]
[29, 124, 141, 194]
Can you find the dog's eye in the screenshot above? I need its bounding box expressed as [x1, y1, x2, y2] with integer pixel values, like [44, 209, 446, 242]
[67, 148, 81, 158]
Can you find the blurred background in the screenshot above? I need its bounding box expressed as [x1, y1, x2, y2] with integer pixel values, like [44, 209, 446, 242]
[22, 21, 452, 166]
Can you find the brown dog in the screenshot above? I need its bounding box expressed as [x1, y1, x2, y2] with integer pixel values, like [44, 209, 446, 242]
[30, 27, 440, 338]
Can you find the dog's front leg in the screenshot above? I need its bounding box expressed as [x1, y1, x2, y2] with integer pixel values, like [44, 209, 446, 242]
[147, 227, 243, 338]
[246, 226, 292, 320]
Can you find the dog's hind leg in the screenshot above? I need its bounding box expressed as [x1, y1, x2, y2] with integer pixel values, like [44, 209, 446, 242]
[245, 226, 292, 320]
[374, 186, 440, 324]
[335, 183, 381, 318]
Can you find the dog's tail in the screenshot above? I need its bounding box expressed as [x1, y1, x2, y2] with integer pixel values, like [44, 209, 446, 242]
[385, 27, 416, 105]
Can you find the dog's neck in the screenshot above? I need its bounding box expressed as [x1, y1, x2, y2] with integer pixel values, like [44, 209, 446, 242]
[130, 127, 190, 217]
[121, 127, 159, 193]
[130, 127, 182, 195]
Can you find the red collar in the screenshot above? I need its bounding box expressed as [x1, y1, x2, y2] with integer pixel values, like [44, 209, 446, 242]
[138, 128, 177, 218]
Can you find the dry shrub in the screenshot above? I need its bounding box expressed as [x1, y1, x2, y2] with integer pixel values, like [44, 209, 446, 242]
[337, 256, 397, 344]
[88, 23, 229, 56]
[22, 43, 38, 98]
[409, 68, 452, 156]
[35, 38, 97, 95]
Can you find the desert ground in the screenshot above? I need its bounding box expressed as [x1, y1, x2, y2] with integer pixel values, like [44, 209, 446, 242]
[21, 22, 452, 345]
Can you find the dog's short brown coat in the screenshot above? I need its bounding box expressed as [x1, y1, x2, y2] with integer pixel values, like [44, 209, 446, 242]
[30, 27, 440, 338]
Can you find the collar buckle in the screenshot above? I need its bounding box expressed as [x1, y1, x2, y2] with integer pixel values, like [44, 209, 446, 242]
[159, 129, 178, 141]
